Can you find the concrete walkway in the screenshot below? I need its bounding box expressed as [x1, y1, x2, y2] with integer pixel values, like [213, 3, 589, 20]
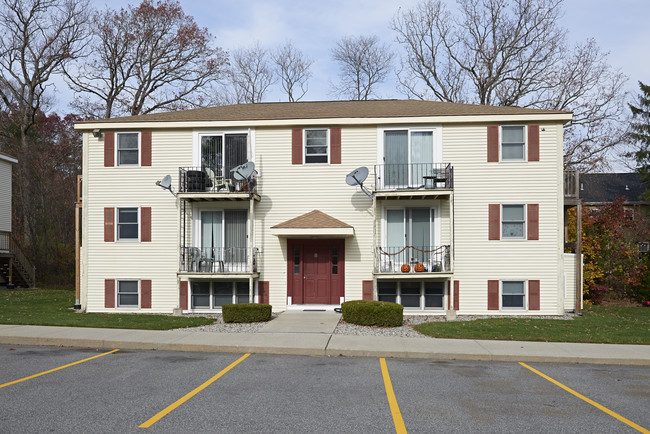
[0, 319, 649, 366]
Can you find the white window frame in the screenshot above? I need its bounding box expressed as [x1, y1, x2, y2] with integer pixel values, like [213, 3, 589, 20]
[377, 126, 443, 165]
[500, 125, 527, 162]
[377, 280, 446, 310]
[116, 206, 140, 242]
[115, 132, 141, 167]
[116, 279, 140, 308]
[303, 128, 330, 164]
[382, 204, 441, 251]
[192, 129, 253, 168]
[189, 280, 250, 310]
[501, 204, 526, 240]
[501, 280, 527, 310]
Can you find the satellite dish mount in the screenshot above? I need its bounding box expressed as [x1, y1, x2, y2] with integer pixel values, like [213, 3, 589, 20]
[155, 174, 177, 197]
[345, 167, 373, 199]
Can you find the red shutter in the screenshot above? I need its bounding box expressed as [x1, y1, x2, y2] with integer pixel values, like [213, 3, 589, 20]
[292, 129, 302, 164]
[180, 281, 188, 310]
[104, 207, 114, 242]
[488, 280, 499, 310]
[105, 279, 115, 308]
[259, 281, 269, 304]
[141, 131, 152, 166]
[362, 280, 373, 301]
[489, 204, 500, 240]
[141, 207, 151, 242]
[529, 280, 540, 310]
[141, 280, 152, 309]
[527, 204, 539, 240]
[447, 281, 451, 309]
[104, 132, 114, 167]
[487, 126, 499, 162]
[453, 280, 459, 310]
[528, 125, 540, 161]
[330, 128, 341, 164]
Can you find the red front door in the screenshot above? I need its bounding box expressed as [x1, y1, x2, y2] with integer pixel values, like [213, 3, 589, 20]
[287, 239, 344, 304]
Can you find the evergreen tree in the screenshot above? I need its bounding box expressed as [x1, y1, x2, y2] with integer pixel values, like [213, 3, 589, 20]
[628, 81, 650, 199]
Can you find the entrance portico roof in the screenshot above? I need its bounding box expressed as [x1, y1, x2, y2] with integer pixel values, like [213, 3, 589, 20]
[270, 210, 354, 237]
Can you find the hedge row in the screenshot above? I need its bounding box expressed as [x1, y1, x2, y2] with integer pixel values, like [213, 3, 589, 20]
[222, 303, 272, 323]
[341, 300, 403, 327]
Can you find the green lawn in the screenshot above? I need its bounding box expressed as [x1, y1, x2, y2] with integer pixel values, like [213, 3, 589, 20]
[414, 306, 650, 344]
[0, 288, 216, 330]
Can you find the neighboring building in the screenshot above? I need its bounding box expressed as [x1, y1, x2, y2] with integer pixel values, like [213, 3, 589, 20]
[75, 100, 579, 315]
[0, 152, 35, 288]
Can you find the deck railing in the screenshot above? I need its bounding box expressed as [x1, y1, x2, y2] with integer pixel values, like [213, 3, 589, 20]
[375, 163, 453, 191]
[178, 167, 257, 194]
[376, 245, 451, 273]
[0, 231, 36, 287]
[564, 170, 579, 199]
[180, 246, 258, 273]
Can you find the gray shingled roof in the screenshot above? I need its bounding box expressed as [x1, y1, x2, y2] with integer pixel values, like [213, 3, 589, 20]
[579, 173, 647, 204]
[77, 99, 570, 124]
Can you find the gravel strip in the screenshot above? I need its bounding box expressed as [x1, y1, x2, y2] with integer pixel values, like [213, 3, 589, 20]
[173, 312, 575, 338]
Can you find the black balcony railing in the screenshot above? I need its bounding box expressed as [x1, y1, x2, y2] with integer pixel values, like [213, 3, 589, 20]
[376, 245, 451, 273]
[178, 167, 257, 194]
[180, 247, 258, 273]
[375, 163, 453, 191]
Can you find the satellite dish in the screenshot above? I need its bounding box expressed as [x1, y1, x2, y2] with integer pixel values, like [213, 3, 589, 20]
[345, 166, 373, 198]
[346, 166, 369, 186]
[155, 174, 177, 197]
[231, 161, 256, 181]
[158, 174, 172, 189]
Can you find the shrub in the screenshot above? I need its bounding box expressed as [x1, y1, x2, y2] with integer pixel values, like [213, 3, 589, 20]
[222, 303, 272, 323]
[341, 300, 403, 327]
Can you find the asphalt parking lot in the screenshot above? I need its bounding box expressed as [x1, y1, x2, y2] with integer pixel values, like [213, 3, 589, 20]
[1, 345, 648, 433]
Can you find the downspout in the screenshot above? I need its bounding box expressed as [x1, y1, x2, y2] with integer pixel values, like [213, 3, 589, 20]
[575, 171, 583, 314]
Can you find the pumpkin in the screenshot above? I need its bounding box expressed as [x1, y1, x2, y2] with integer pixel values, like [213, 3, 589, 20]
[401, 263, 411, 273]
[414, 262, 425, 272]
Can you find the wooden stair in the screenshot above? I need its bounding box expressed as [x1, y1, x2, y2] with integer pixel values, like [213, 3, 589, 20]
[0, 231, 35, 288]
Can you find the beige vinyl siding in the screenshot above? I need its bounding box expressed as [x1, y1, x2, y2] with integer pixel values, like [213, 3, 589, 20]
[255, 126, 377, 308]
[82, 130, 191, 312]
[0, 160, 11, 232]
[444, 123, 565, 314]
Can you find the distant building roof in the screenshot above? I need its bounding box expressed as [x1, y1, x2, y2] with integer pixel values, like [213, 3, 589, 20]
[76, 99, 571, 125]
[0, 151, 18, 164]
[580, 173, 647, 204]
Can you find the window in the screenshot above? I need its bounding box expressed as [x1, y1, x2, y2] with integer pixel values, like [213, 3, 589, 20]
[200, 133, 247, 178]
[502, 281, 525, 309]
[383, 207, 437, 271]
[304, 129, 328, 163]
[199, 209, 247, 271]
[502, 205, 525, 239]
[501, 126, 525, 160]
[117, 208, 139, 240]
[117, 280, 138, 307]
[377, 281, 445, 310]
[117, 132, 139, 166]
[383, 129, 436, 187]
[190, 281, 249, 309]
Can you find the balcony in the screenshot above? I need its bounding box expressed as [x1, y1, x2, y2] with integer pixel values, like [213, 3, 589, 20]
[180, 247, 258, 274]
[375, 163, 453, 192]
[564, 170, 579, 206]
[178, 167, 259, 201]
[376, 245, 451, 275]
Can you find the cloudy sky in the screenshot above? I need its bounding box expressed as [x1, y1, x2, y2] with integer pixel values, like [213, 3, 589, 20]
[58, 0, 648, 108]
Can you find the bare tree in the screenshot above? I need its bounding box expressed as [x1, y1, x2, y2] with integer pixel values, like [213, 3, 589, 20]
[392, 0, 628, 170]
[331, 35, 394, 100]
[272, 42, 312, 102]
[225, 42, 275, 104]
[66, 0, 227, 118]
[0, 0, 89, 139]
[0, 0, 89, 250]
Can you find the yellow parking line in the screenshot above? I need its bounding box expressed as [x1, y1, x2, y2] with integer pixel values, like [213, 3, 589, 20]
[380, 358, 407, 434]
[0, 349, 119, 389]
[520, 362, 649, 434]
[139, 353, 250, 429]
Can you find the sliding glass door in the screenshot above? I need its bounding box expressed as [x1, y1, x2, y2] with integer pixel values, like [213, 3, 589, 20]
[200, 133, 247, 179]
[383, 130, 435, 188]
